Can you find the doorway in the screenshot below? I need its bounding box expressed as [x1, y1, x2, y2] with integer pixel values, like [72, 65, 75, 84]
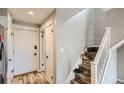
[7, 8, 55, 83]
[13, 27, 39, 75]
[40, 24, 54, 83]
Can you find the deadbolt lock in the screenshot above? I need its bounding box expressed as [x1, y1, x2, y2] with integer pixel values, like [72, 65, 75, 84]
[34, 45, 37, 49]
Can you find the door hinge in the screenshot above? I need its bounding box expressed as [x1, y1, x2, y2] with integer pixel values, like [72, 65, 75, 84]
[8, 59, 12, 61]
[13, 51, 14, 54]
[11, 32, 14, 36]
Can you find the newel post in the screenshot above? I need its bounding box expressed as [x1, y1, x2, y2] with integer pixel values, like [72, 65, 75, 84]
[91, 62, 97, 84]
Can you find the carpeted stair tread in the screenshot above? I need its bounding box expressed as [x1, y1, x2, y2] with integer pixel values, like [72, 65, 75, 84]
[83, 70, 91, 76]
[79, 64, 91, 71]
[85, 52, 97, 59]
[75, 73, 91, 84]
[70, 79, 80, 84]
[82, 59, 94, 63]
[87, 47, 99, 52]
[75, 77, 87, 84]
[82, 62, 91, 66]
[70, 47, 99, 84]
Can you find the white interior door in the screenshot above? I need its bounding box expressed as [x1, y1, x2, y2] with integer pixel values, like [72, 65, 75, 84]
[40, 31, 45, 72]
[45, 25, 54, 83]
[6, 14, 14, 83]
[14, 29, 38, 75]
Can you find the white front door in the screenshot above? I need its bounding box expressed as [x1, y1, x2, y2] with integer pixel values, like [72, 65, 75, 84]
[44, 25, 54, 83]
[14, 29, 38, 75]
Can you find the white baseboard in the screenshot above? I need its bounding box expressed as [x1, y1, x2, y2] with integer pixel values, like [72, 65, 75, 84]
[117, 78, 124, 83]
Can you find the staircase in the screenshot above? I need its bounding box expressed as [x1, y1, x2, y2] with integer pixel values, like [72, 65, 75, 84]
[65, 28, 110, 84]
[70, 47, 98, 84]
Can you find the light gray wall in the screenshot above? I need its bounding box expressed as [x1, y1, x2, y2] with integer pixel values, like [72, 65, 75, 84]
[0, 64, 2, 74]
[117, 46, 124, 80]
[0, 8, 7, 16]
[0, 8, 7, 75]
[0, 25, 3, 74]
[85, 9, 94, 47]
[106, 9, 124, 81]
[86, 8, 105, 47]
[94, 9, 105, 45]
[0, 42, 3, 74]
[106, 9, 124, 47]
[55, 8, 90, 83]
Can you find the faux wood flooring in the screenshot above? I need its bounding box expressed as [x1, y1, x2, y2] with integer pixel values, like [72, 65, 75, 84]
[11, 72, 49, 84]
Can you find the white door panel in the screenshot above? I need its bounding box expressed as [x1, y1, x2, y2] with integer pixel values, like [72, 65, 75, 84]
[14, 29, 37, 75]
[7, 15, 14, 83]
[45, 25, 54, 83]
[40, 32, 45, 72]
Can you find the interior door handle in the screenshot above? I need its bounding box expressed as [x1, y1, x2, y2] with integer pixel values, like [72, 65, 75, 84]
[34, 53, 37, 56]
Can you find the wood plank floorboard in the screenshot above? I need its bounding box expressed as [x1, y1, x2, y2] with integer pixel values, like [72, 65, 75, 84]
[11, 72, 49, 84]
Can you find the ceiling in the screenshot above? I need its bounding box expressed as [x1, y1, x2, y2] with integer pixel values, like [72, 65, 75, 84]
[9, 8, 54, 25]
